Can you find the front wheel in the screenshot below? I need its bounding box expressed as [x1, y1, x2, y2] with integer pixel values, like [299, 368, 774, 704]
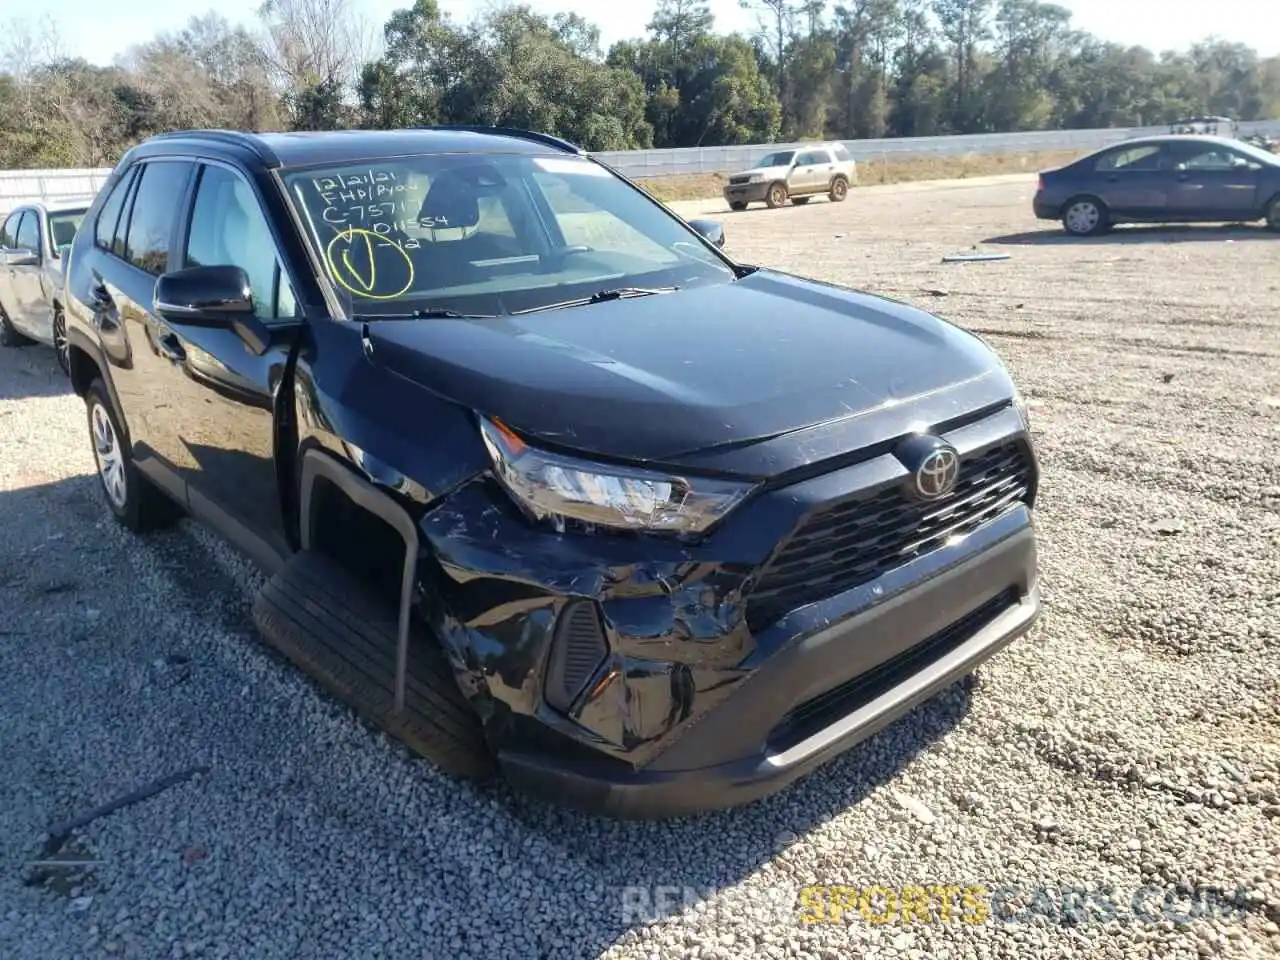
[829, 177, 849, 202]
[1062, 197, 1108, 236]
[765, 182, 788, 209]
[1266, 196, 1280, 232]
[85, 378, 182, 532]
[0, 301, 32, 348]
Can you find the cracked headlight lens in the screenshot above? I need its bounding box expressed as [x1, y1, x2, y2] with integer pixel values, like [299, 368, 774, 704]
[480, 417, 754, 535]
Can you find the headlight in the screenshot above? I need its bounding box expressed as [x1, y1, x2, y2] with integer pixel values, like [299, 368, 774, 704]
[1013, 390, 1032, 430]
[479, 417, 754, 536]
[748, 174, 764, 183]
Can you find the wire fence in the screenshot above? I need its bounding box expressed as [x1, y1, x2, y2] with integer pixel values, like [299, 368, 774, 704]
[4, 119, 1279, 213]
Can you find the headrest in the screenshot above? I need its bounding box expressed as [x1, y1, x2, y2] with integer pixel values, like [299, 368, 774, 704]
[419, 170, 480, 230]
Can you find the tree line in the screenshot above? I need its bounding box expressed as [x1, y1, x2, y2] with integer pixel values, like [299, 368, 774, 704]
[2, 0, 1278, 170]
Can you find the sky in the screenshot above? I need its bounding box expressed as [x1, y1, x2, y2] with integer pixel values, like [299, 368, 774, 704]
[19, 0, 1280, 68]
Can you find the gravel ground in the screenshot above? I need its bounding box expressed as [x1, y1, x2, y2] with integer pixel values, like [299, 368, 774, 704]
[2, 177, 1279, 960]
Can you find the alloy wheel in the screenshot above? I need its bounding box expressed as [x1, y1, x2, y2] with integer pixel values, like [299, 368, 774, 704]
[91, 401, 128, 509]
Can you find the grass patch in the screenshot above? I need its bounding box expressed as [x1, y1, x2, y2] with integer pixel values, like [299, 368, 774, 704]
[635, 149, 1086, 202]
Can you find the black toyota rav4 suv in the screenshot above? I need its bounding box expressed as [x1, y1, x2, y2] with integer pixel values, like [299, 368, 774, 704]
[63, 126, 1040, 818]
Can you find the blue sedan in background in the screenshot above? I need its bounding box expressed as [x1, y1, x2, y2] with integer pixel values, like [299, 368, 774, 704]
[1033, 135, 1280, 236]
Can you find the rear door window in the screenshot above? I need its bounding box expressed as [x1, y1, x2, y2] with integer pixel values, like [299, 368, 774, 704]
[123, 161, 196, 274]
[94, 171, 135, 252]
[1095, 145, 1163, 172]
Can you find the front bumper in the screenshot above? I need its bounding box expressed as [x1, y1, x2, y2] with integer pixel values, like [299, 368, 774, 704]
[498, 517, 1039, 819]
[724, 181, 770, 204]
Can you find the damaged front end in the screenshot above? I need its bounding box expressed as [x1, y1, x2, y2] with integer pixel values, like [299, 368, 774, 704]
[410, 401, 1040, 808]
[414, 415, 778, 771]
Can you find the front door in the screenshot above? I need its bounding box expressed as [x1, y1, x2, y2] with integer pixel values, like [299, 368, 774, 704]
[9, 210, 51, 340]
[1093, 143, 1172, 219]
[144, 160, 303, 571]
[792, 150, 829, 194]
[1164, 143, 1261, 219]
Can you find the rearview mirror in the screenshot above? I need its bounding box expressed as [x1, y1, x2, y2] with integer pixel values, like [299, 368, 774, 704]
[688, 219, 726, 249]
[155, 265, 253, 323]
[2, 248, 38, 267]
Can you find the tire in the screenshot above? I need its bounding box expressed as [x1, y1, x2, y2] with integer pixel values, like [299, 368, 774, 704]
[53, 306, 70, 376]
[0, 300, 32, 347]
[765, 182, 788, 209]
[85, 377, 182, 532]
[1266, 196, 1280, 232]
[829, 176, 849, 202]
[729, 200, 748, 211]
[1062, 196, 1108, 236]
[252, 549, 494, 781]
[791, 196, 811, 206]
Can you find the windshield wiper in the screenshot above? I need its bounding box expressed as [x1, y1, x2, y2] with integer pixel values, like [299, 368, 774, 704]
[512, 286, 679, 316]
[356, 308, 498, 320]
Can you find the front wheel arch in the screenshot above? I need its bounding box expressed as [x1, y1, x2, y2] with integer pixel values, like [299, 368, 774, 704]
[1264, 193, 1280, 230]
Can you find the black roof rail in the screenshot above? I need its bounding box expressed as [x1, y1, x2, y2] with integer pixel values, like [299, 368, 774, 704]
[419, 124, 584, 155]
[145, 129, 281, 166]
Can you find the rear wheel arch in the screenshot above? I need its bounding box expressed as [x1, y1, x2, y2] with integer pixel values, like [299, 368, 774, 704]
[67, 342, 103, 398]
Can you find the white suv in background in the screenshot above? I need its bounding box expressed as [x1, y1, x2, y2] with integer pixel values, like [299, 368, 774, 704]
[723, 142, 858, 210]
[0, 199, 90, 375]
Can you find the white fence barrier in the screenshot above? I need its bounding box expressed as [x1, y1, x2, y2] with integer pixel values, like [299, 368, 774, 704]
[4, 119, 1279, 212]
[0, 168, 111, 215]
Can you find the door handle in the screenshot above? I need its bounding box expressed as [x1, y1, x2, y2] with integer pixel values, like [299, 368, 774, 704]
[156, 332, 186, 363]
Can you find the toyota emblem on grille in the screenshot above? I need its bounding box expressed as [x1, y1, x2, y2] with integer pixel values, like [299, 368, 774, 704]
[894, 434, 961, 501]
[915, 448, 959, 499]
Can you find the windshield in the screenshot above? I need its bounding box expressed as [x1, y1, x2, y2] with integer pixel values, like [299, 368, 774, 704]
[1229, 138, 1280, 165]
[757, 151, 795, 168]
[281, 153, 735, 317]
[47, 209, 86, 255]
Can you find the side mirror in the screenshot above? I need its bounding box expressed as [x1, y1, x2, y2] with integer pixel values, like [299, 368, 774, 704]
[155, 265, 253, 322]
[154, 265, 269, 356]
[688, 218, 725, 249]
[2, 248, 39, 267]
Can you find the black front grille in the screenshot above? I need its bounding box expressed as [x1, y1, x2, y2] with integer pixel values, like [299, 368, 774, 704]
[769, 587, 1019, 749]
[747, 441, 1032, 632]
[728, 175, 752, 185]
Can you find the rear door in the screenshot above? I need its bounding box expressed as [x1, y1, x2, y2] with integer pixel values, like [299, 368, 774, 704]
[90, 158, 198, 482]
[0, 209, 31, 333]
[1091, 144, 1172, 219]
[1164, 142, 1261, 219]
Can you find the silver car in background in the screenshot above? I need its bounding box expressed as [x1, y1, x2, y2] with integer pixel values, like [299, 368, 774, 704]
[723, 142, 858, 210]
[0, 200, 90, 374]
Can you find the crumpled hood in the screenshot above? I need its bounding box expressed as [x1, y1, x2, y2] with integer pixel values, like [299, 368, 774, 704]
[361, 269, 1007, 469]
